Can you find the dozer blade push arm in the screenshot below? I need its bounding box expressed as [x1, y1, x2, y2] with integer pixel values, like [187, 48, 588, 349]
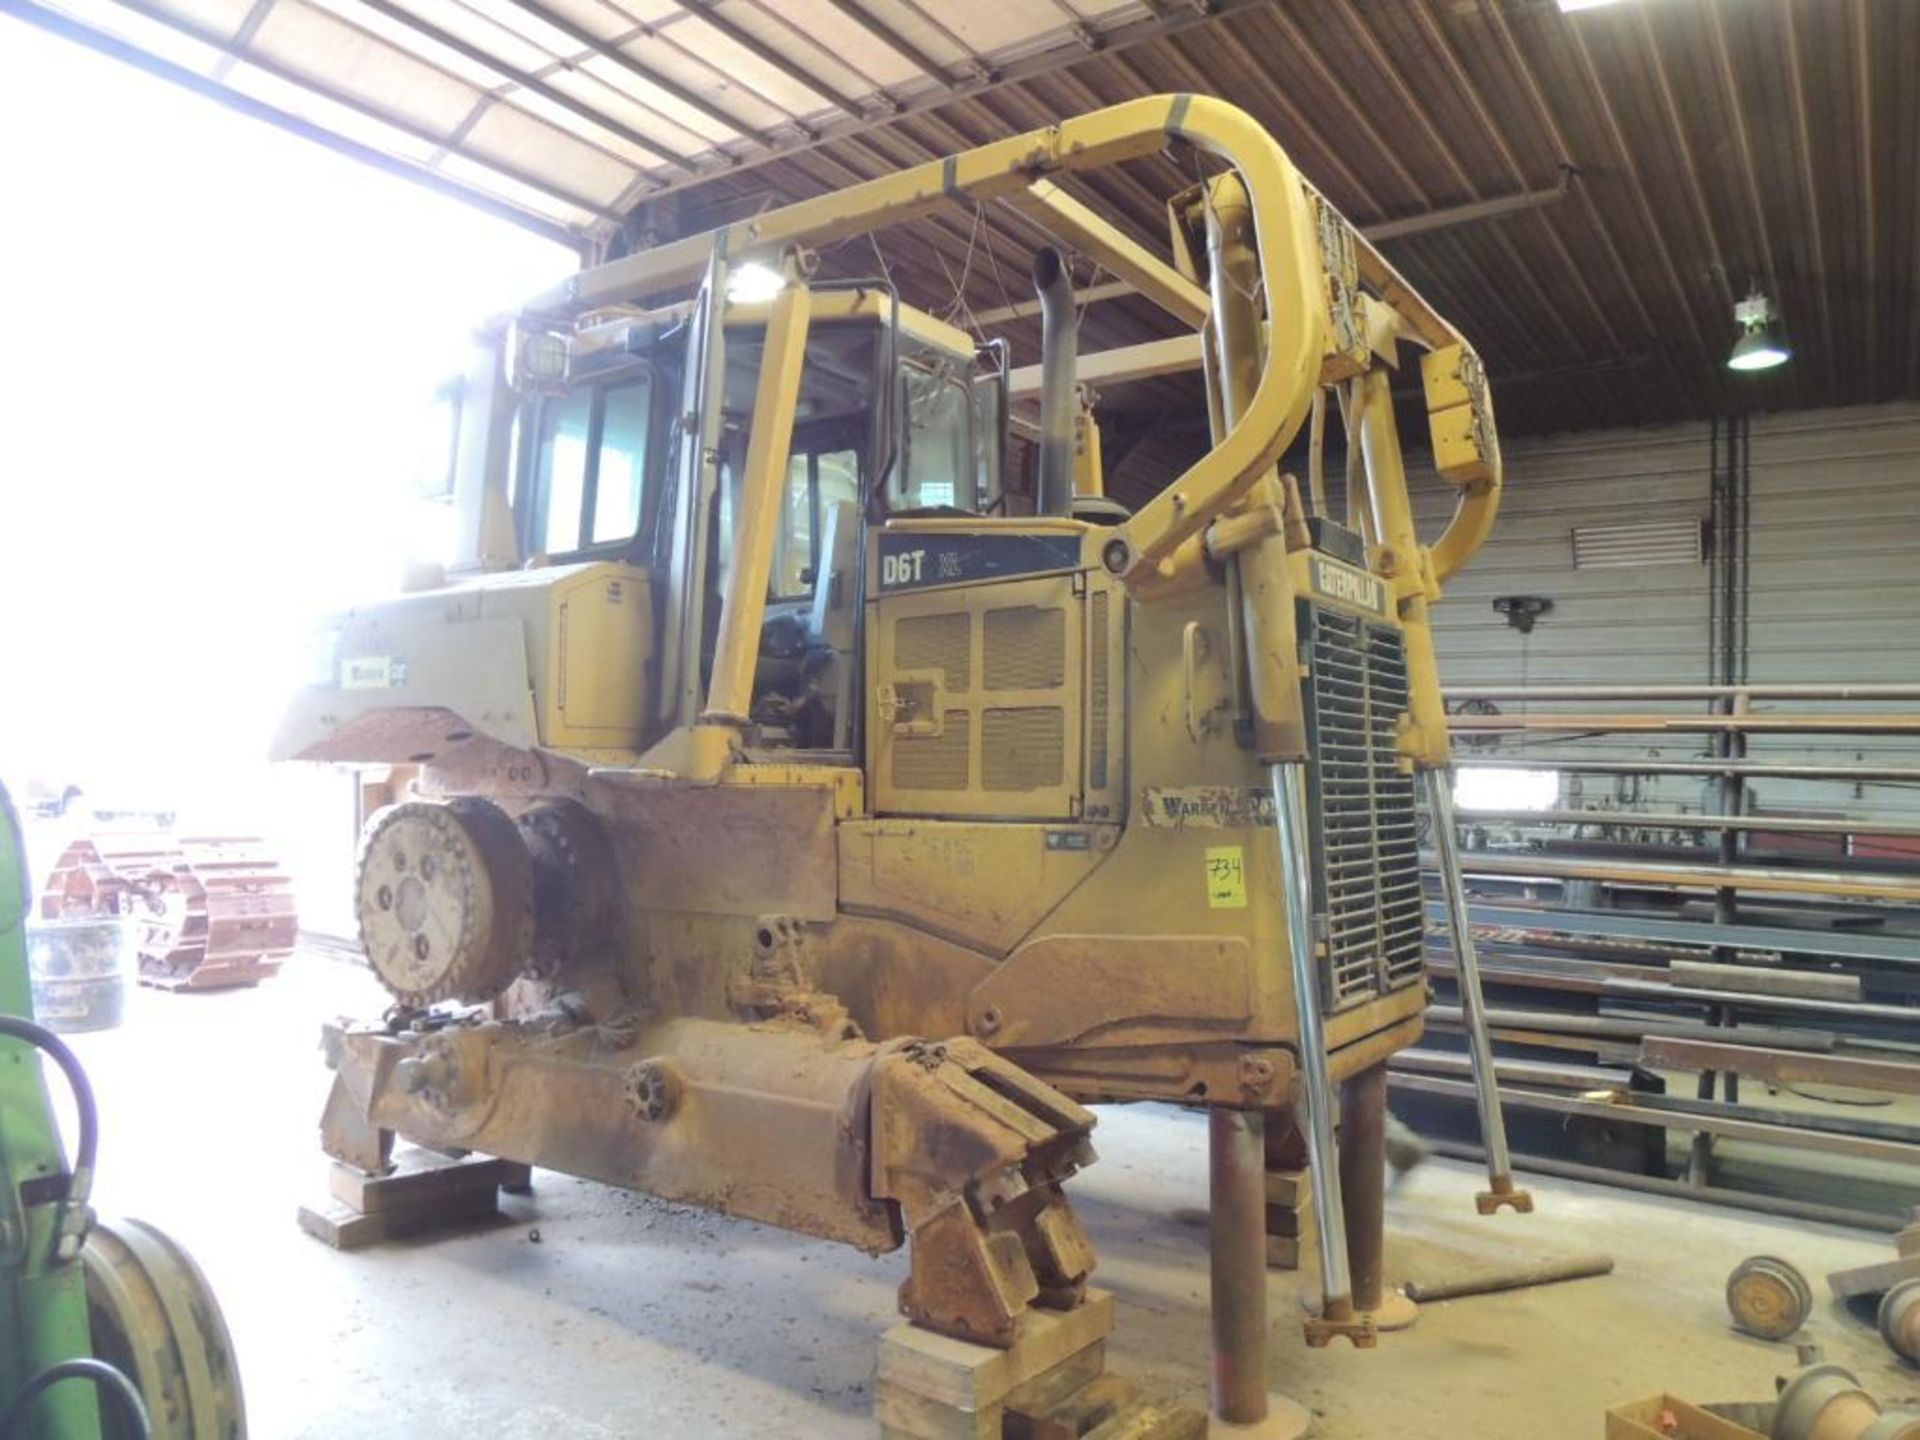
[871, 1039, 1098, 1347]
[321, 1011, 1099, 1348]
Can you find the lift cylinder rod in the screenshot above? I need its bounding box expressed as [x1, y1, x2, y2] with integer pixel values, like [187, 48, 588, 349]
[1271, 762, 1374, 1347]
[1423, 768, 1532, 1214]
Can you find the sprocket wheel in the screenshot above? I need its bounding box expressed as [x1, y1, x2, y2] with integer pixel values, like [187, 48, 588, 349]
[516, 799, 615, 978]
[355, 798, 533, 1005]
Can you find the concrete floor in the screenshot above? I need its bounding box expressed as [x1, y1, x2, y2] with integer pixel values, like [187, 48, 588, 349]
[52, 952, 1920, 1437]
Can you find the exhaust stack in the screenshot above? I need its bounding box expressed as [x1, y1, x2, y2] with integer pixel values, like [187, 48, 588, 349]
[1032, 246, 1077, 517]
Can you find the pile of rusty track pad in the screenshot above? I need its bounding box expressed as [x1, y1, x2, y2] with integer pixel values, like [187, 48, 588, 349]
[39, 834, 296, 989]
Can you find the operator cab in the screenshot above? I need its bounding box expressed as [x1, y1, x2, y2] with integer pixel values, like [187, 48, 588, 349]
[511, 291, 1007, 758]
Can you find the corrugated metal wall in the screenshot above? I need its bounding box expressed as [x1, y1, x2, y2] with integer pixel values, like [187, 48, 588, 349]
[1405, 400, 1920, 826]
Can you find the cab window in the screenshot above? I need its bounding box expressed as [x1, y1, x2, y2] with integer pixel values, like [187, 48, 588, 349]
[532, 388, 592, 553]
[525, 370, 657, 557]
[773, 440, 861, 600]
[593, 377, 653, 542]
[713, 328, 872, 603]
[893, 358, 974, 512]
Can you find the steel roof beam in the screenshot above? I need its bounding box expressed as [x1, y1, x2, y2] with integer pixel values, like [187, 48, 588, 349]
[0, 0, 581, 245]
[820, 0, 957, 86]
[619, 0, 1270, 208]
[497, 0, 772, 145]
[1399, 0, 1621, 367]
[63, 0, 621, 222]
[1363, 171, 1571, 241]
[211, 0, 277, 79]
[668, 0, 864, 121]
[353, 0, 689, 176]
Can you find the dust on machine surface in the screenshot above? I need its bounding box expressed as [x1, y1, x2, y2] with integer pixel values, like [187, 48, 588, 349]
[272, 95, 1504, 1432]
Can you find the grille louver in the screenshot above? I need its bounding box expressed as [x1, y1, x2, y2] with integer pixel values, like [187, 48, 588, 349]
[1300, 603, 1425, 1012]
[982, 708, 1064, 790]
[892, 711, 971, 790]
[983, 606, 1066, 690]
[895, 612, 971, 689]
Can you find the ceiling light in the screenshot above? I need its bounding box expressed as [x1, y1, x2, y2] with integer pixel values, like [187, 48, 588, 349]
[1727, 291, 1790, 372]
[1557, 0, 1624, 11]
[726, 260, 785, 303]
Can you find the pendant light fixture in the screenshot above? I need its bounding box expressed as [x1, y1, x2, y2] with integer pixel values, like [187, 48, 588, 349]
[1727, 291, 1790, 372]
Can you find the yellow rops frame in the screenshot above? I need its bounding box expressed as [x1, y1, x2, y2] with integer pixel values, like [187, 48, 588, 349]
[524, 93, 1503, 788]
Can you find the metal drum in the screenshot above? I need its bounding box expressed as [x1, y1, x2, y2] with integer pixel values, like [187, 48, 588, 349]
[25, 915, 134, 1032]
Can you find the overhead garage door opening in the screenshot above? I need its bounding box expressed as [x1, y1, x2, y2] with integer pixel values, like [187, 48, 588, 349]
[0, 26, 574, 914]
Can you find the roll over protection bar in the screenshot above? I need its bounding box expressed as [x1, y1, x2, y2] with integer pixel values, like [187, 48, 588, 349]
[523, 94, 1500, 597]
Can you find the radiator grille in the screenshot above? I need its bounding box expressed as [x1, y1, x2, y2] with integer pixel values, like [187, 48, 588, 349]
[892, 711, 971, 790]
[1300, 603, 1424, 1012]
[983, 605, 1066, 690]
[895, 612, 971, 690]
[981, 708, 1064, 791]
[1088, 591, 1110, 791]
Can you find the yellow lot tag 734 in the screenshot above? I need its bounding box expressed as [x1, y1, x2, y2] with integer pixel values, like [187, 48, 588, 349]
[1204, 846, 1247, 908]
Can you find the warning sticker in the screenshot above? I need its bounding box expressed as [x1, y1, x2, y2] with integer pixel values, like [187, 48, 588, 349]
[1204, 846, 1247, 909]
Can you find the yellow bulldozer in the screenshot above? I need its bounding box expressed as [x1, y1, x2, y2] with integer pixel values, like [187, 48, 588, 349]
[274, 95, 1516, 1435]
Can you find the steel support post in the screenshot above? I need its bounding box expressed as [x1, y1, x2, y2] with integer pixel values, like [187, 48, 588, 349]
[1209, 1108, 1268, 1425]
[1207, 1104, 1311, 1439]
[1337, 1063, 1418, 1330]
[1338, 1063, 1386, 1312]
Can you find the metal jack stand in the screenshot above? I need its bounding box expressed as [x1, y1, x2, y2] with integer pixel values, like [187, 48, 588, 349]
[1271, 763, 1377, 1350]
[1208, 1109, 1310, 1438]
[1423, 768, 1533, 1215]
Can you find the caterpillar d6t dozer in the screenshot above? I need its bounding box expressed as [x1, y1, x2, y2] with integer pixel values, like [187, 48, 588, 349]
[274, 95, 1506, 1434]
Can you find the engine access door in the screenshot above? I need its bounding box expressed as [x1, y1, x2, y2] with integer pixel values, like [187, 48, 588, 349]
[868, 548, 1086, 822]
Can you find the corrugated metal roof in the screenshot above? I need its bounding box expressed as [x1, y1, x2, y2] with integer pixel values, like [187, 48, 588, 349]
[8, 0, 1914, 441]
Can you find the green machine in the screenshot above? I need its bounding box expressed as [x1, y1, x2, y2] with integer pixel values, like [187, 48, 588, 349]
[0, 782, 245, 1439]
